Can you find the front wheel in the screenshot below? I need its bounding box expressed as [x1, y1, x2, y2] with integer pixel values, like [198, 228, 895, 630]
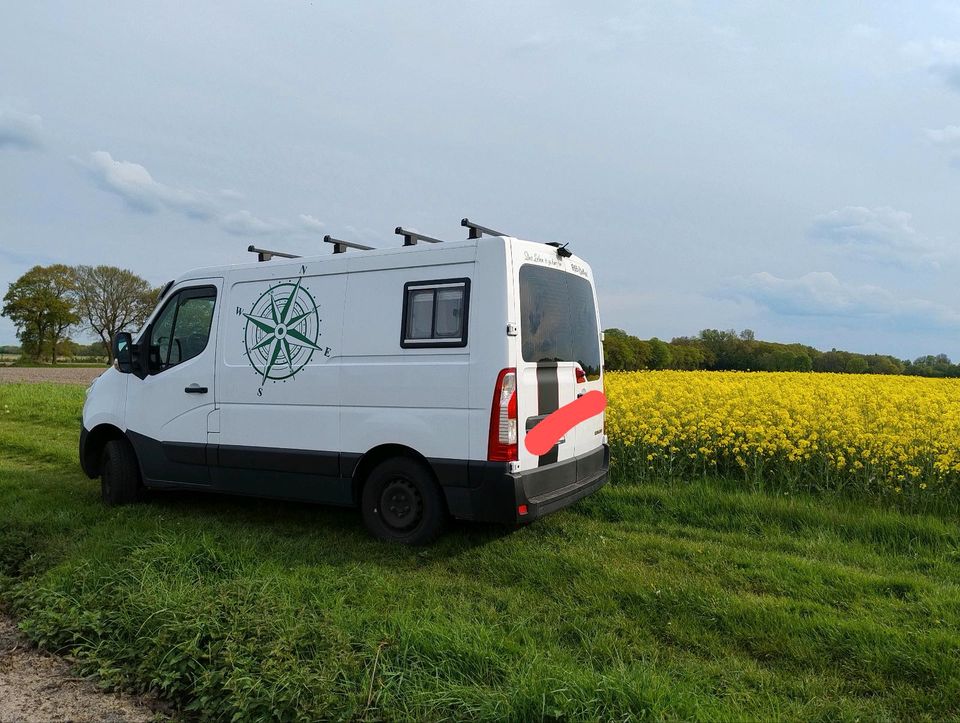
[101, 438, 144, 506]
[361, 458, 446, 545]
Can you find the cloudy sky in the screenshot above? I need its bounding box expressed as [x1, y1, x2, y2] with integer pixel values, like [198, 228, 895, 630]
[2, 2, 960, 359]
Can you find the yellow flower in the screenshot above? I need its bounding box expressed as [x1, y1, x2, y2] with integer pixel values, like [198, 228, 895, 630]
[603, 370, 960, 498]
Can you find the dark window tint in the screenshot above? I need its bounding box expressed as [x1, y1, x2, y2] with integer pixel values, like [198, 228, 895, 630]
[435, 288, 463, 338]
[148, 287, 216, 373]
[406, 290, 434, 339]
[519, 264, 601, 379]
[401, 279, 469, 348]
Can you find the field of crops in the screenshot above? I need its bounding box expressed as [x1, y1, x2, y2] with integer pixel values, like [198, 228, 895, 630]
[606, 371, 960, 503]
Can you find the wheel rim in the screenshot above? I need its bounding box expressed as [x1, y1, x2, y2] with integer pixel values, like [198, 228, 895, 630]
[378, 476, 423, 531]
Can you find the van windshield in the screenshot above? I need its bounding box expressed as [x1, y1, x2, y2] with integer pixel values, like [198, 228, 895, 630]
[519, 264, 601, 380]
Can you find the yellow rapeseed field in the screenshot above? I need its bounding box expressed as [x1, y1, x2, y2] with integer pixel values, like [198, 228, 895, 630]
[605, 370, 960, 498]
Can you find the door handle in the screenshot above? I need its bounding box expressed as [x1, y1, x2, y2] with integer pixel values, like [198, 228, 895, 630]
[184, 384, 208, 394]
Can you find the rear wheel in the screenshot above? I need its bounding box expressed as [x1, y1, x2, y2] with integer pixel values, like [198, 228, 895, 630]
[101, 438, 144, 506]
[361, 458, 446, 545]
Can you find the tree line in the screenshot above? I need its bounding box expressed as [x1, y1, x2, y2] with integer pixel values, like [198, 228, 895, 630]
[2, 265, 159, 363]
[603, 328, 960, 377]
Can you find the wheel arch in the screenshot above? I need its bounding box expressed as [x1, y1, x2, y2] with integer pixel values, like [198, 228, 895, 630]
[80, 423, 127, 478]
[349, 443, 438, 505]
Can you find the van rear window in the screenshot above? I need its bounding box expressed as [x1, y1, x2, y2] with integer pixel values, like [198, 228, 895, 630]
[519, 264, 601, 379]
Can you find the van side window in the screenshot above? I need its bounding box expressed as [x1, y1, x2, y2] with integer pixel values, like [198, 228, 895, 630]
[401, 278, 470, 348]
[148, 286, 217, 373]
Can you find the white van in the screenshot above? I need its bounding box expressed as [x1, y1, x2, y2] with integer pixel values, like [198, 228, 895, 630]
[80, 220, 609, 544]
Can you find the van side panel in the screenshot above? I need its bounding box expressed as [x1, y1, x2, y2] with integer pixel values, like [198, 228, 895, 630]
[214, 263, 347, 503]
[339, 261, 473, 465]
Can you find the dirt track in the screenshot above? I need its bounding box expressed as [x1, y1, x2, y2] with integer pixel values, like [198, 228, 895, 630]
[1, 366, 166, 720]
[0, 367, 106, 386]
[0, 615, 161, 722]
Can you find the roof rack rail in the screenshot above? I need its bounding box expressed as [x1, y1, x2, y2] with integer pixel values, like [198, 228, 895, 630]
[248, 245, 301, 262]
[395, 226, 444, 246]
[323, 235, 375, 254]
[461, 218, 509, 239]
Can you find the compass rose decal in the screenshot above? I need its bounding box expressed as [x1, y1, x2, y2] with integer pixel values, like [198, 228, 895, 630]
[240, 277, 327, 384]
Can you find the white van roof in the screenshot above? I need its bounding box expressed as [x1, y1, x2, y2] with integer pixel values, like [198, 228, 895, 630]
[176, 234, 593, 284]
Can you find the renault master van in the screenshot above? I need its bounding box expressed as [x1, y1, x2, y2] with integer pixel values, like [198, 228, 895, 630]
[80, 220, 609, 544]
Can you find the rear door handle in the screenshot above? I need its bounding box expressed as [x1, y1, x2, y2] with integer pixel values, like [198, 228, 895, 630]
[184, 384, 208, 394]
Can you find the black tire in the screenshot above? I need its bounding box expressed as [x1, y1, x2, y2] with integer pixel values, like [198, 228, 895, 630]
[101, 438, 144, 506]
[361, 458, 446, 545]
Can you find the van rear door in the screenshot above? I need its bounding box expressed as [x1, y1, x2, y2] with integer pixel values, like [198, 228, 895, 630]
[514, 254, 603, 471]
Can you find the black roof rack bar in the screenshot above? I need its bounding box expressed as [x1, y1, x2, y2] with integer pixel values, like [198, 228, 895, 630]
[248, 245, 301, 262]
[395, 226, 444, 247]
[323, 235, 375, 254]
[461, 218, 509, 239]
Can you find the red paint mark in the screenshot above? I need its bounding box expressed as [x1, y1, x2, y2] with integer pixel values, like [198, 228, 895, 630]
[525, 390, 607, 456]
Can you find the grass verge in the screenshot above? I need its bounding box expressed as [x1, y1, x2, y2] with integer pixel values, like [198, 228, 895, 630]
[1, 382, 958, 720]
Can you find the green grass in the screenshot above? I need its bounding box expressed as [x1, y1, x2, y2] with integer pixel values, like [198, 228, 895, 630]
[1, 383, 959, 720]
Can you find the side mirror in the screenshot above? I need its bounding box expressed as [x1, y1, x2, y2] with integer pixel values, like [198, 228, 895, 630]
[113, 332, 133, 373]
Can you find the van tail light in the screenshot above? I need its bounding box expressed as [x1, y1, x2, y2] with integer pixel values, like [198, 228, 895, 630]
[575, 366, 587, 384]
[488, 368, 518, 461]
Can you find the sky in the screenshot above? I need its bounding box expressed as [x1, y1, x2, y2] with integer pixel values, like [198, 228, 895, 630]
[2, 1, 960, 360]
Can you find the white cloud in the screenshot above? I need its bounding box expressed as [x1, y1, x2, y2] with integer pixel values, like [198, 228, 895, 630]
[512, 31, 554, 52]
[925, 124, 960, 144]
[851, 24, 882, 40]
[721, 271, 960, 330]
[81, 151, 215, 219]
[903, 38, 960, 92]
[220, 210, 286, 237]
[299, 214, 326, 233]
[808, 206, 944, 268]
[0, 108, 43, 150]
[80, 151, 309, 239]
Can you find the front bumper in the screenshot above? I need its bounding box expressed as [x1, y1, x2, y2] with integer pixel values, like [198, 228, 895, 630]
[442, 444, 609, 524]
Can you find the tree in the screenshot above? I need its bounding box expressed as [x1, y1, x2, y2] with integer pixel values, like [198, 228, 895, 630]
[866, 355, 903, 375]
[648, 337, 672, 369]
[845, 356, 869, 374]
[602, 329, 638, 371]
[669, 343, 707, 370]
[74, 266, 158, 362]
[2, 264, 79, 362]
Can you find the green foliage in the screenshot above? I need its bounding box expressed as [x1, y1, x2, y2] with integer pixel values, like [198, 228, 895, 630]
[1, 383, 960, 719]
[2, 264, 79, 363]
[646, 337, 671, 369]
[74, 265, 158, 362]
[2, 265, 157, 364]
[603, 328, 914, 375]
[906, 354, 960, 378]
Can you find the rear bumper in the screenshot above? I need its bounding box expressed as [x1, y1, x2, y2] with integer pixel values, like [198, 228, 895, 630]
[442, 445, 609, 524]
